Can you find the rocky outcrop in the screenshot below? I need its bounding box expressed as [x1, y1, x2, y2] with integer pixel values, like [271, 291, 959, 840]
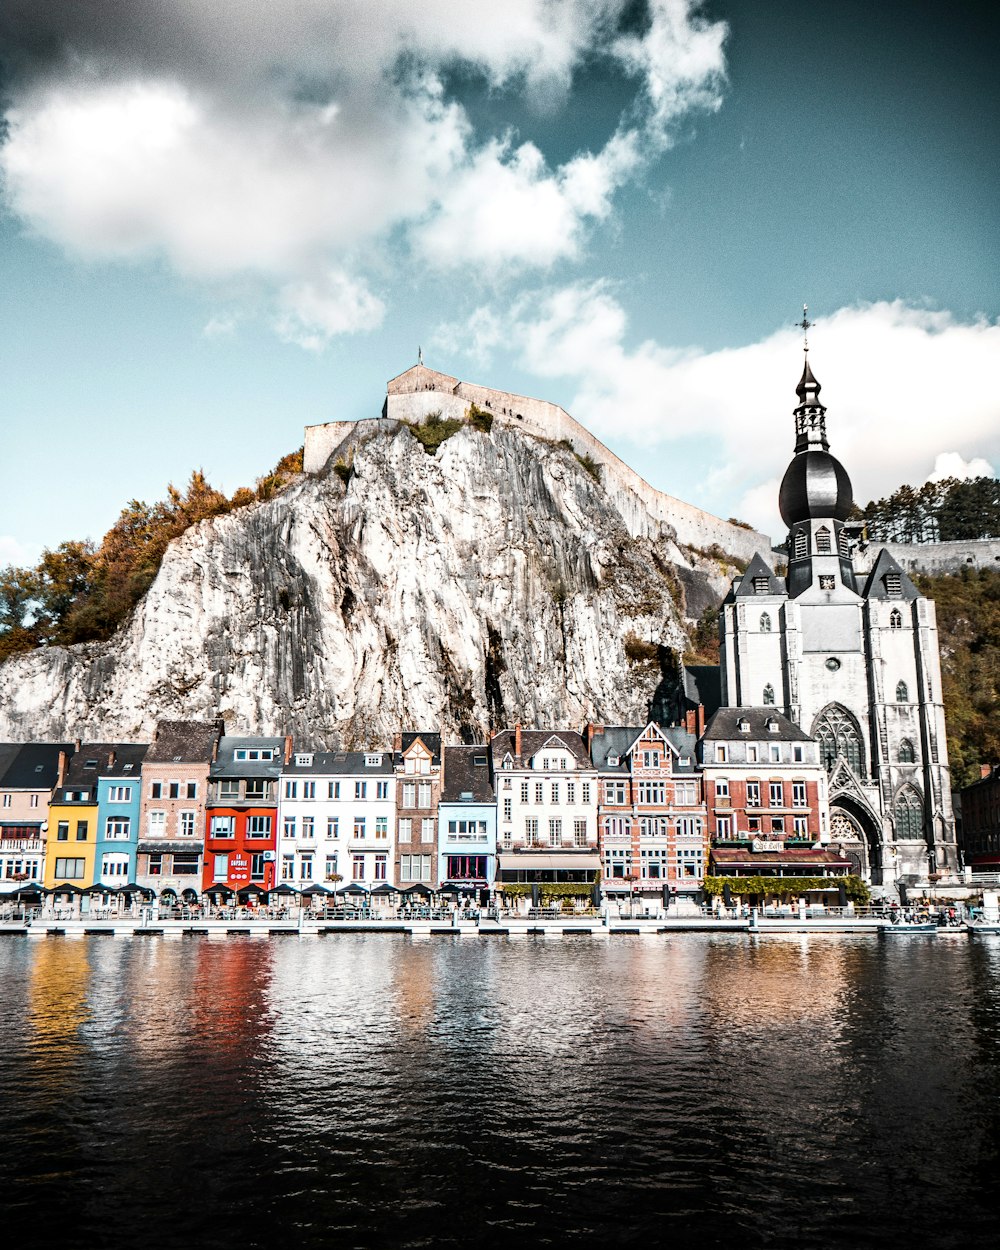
[0, 421, 738, 744]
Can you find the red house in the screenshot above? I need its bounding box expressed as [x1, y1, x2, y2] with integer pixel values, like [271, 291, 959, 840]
[203, 736, 289, 895]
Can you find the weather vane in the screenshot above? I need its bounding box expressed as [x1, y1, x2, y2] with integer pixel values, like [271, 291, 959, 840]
[797, 304, 814, 353]
[417, 345, 423, 365]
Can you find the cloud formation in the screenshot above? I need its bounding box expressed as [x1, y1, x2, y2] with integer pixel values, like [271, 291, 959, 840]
[0, 1, 727, 345]
[437, 290, 1000, 533]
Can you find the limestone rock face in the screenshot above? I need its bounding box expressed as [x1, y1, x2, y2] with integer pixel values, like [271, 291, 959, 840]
[0, 423, 734, 744]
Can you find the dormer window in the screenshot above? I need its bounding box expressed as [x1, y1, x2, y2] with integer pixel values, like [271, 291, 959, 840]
[766, 718, 779, 733]
[737, 718, 750, 734]
[752, 576, 770, 595]
[607, 754, 620, 766]
[473, 755, 487, 767]
[364, 754, 382, 767]
[84, 760, 98, 770]
[885, 572, 902, 598]
[295, 753, 314, 767]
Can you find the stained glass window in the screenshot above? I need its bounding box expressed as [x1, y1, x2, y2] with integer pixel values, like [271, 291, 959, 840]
[893, 788, 924, 840]
[814, 705, 865, 777]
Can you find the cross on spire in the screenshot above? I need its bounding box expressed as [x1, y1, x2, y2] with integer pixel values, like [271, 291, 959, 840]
[797, 304, 814, 353]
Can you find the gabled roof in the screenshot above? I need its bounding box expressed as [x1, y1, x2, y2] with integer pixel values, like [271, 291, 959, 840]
[733, 553, 787, 599]
[147, 719, 225, 763]
[490, 729, 593, 770]
[861, 548, 921, 602]
[441, 745, 494, 802]
[702, 707, 812, 743]
[399, 732, 441, 764]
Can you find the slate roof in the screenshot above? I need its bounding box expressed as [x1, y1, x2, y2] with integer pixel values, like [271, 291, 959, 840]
[682, 665, 722, 718]
[0, 743, 73, 789]
[146, 719, 224, 764]
[62, 743, 149, 786]
[282, 750, 395, 776]
[440, 745, 494, 803]
[590, 725, 700, 773]
[732, 553, 787, 599]
[702, 708, 813, 743]
[490, 729, 593, 770]
[399, 732, 441, 764]
[0, 744, 21, 785]
[862, 548, 921, 602]
[210, 737, 286, 777]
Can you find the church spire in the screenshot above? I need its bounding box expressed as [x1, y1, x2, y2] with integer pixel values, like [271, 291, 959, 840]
[792, 309, 828, 453]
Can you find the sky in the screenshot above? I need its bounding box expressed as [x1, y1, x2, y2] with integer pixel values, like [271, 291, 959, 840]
[1, 0, 998, 566]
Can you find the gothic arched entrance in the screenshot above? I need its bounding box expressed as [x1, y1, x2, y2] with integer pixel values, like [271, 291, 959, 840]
[829, 798, 884, 885]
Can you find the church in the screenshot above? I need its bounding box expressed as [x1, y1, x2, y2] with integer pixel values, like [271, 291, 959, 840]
[717, 350, 958, 887]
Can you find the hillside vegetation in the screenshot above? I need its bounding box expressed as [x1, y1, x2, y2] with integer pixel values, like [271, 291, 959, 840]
[855, 475, 1000, 543]
[0, 450, 302, 660]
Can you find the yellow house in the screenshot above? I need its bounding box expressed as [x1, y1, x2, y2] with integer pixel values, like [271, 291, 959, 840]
[42, 747, 107, 890]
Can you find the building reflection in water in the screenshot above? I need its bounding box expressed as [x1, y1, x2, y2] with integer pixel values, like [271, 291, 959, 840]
[27, 937, 92, 1087]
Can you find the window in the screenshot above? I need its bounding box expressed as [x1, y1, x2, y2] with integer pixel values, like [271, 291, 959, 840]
[738, 718, 750, 734]
[1, 795, 9, 808]
[234, 748, 274, 761]
[300, 855, 313, 881]
[282, 856, 294, 881]
[769, 744, 782, 763]
[747, 745, 758, 762]
[815, 526, 832, 553]
[210, 815, 235, 837]
[76, 820, 88, 841]
[402, 782, 416, 808]
[147, 810, 166, 836]
[899, 739, 916, 764]
[295, 753, 313, 767]
[168, 782, 181, 800]
[638, 781, 666, 805]
[398, 818, 412, 839]
[793, 529, 808, 559]
[890, 608, 903, 630]
[715, 745, 727, 762]
[746, 781, 761, 808]
[55, 857, 85, 879]
[715, 779, 729, 799]
[896, 681, 909, 703]
[792, 782, 807, 807]
[814, 705, 865, 776]
[30, 795, 39, 808]
[677, 816, 701, 839]
[327, 817, 339, 839]
[550, 783, 560, 804]
[365, 753, 382, 767]
[793, 816, 809, 836]
[245, 780, 267, 800]
[355, 781, 367, 800]
[548, 818, 563, 846]
[885, 571, 902, 598]
[285, 781, 298, 799]
[375, 816, 388, 839]
[172, 853, 200, 876]
[605, 780, 628, 805]
[574, 819, 588, 846]
[107, 786, 132, 803]
[769, 782, 783, 807]
[150, 781, 163, 799]
[283, 816, 296, 839]
[250, 854, 266, 881]
[374, 854, 387, 881]
[525, 818, 539, 846]
[676, 848, 704, 878]
[213, 854, 228, 881]
[354, 818, 366, 840]
[641, 750, 662, 767]
[246, 816, 272, 837]
[503, 798, 512, 822]
[581, 783, 591, 804]
[352, 855, 365, 881]
[421, 818, 435, 842]
[328, 781, 341, 800]
[771, 817, 785, 833]
[519, 781, 529, 803]
[752, 575, 770, 594]
[760, 612, 772, 633]
[763, 683, 775, 706]
[219, 779, 240, 798]
[535, 782, 544, 804]
[793, 746, 804, 762]
[302, 781, 315, 800]
[894, 788, 924, 839]
[104, 817, 130, 840]
[302, 817, 315, 840]
[376, 781, 389, 800]
[566, 783, 576, 804]
[57, 821, 69, 842]
[715, 817, 733, 839]
[179, 810, 196, 836]
[674, 781, 698, 806]
[325, 856, 338, 880]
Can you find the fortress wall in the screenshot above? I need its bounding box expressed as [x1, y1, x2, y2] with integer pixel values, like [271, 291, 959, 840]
[873, 539, 1000, 576]
[383, 382, 772, 565]
[303, 420, 357, 474]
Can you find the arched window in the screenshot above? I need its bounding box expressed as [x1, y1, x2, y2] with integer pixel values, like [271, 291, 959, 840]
[813, 705, 865, 777]
[899, 739, 916, 763]
[893, 788, 924, 840]
[889, 608, 902, 630]
[760, 612, 772, 633]
[815, 526, 832, 553]
[762, 683, 775, 706]
[896, 681, 909, 703]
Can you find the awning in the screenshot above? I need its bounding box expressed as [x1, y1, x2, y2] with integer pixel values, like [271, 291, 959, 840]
[137, 842, 202, 855]
[498, 854, 601, 871]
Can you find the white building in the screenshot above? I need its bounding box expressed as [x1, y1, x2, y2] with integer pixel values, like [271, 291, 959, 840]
[277, 750, 396, 891]
[490, 727, 600, 888]
[718, 354, 958, 886]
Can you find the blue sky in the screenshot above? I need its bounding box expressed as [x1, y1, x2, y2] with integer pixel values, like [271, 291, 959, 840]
[1, 0, 998, 565]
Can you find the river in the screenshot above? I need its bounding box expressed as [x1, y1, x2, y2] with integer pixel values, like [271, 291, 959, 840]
[1, 933, 998, 1248]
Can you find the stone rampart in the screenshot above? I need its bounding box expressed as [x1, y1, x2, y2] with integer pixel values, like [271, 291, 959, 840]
[305, 366, 773, 565]
[858, 539, 1000, 577]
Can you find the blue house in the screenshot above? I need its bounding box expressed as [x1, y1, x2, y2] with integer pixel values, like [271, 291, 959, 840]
[437, 745, 496, 900]
[95, 744, 149, 887]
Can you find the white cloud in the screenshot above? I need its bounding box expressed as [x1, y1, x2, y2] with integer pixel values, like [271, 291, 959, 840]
[0, 1, 728, 343]
[926, 451, 994, 483]
[448, 289, 1000, 534]
[0, 536, 39, 568]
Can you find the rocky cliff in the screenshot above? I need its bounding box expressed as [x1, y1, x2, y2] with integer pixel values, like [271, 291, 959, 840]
[0, 419, 739, 744]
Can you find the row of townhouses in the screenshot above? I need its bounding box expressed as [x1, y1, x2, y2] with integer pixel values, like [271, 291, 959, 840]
[0, 706, 849, 906]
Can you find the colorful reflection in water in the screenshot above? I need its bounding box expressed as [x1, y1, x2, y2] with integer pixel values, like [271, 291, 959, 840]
[0, 933, 999, 1249]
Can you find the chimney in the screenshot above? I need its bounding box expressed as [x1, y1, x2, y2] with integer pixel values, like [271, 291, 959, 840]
[697, 704, 705, 736]
[284, 735, 293, 766]
[212, 734, 220, 763]
[57, 751, 68, 787]
[392, 731, 403, 752]
[440, 743, 447, 789]
[983, 764, 994, 780]
[74, 738, 82, 753]
[108, 749, 117, 769]
[514, 723, 522, 758]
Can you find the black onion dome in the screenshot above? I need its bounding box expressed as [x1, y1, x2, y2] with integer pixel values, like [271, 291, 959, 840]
[778, 449, 854, 527]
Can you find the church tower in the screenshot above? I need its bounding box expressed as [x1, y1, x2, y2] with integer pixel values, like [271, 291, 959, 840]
[719, 343, 958, 888]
